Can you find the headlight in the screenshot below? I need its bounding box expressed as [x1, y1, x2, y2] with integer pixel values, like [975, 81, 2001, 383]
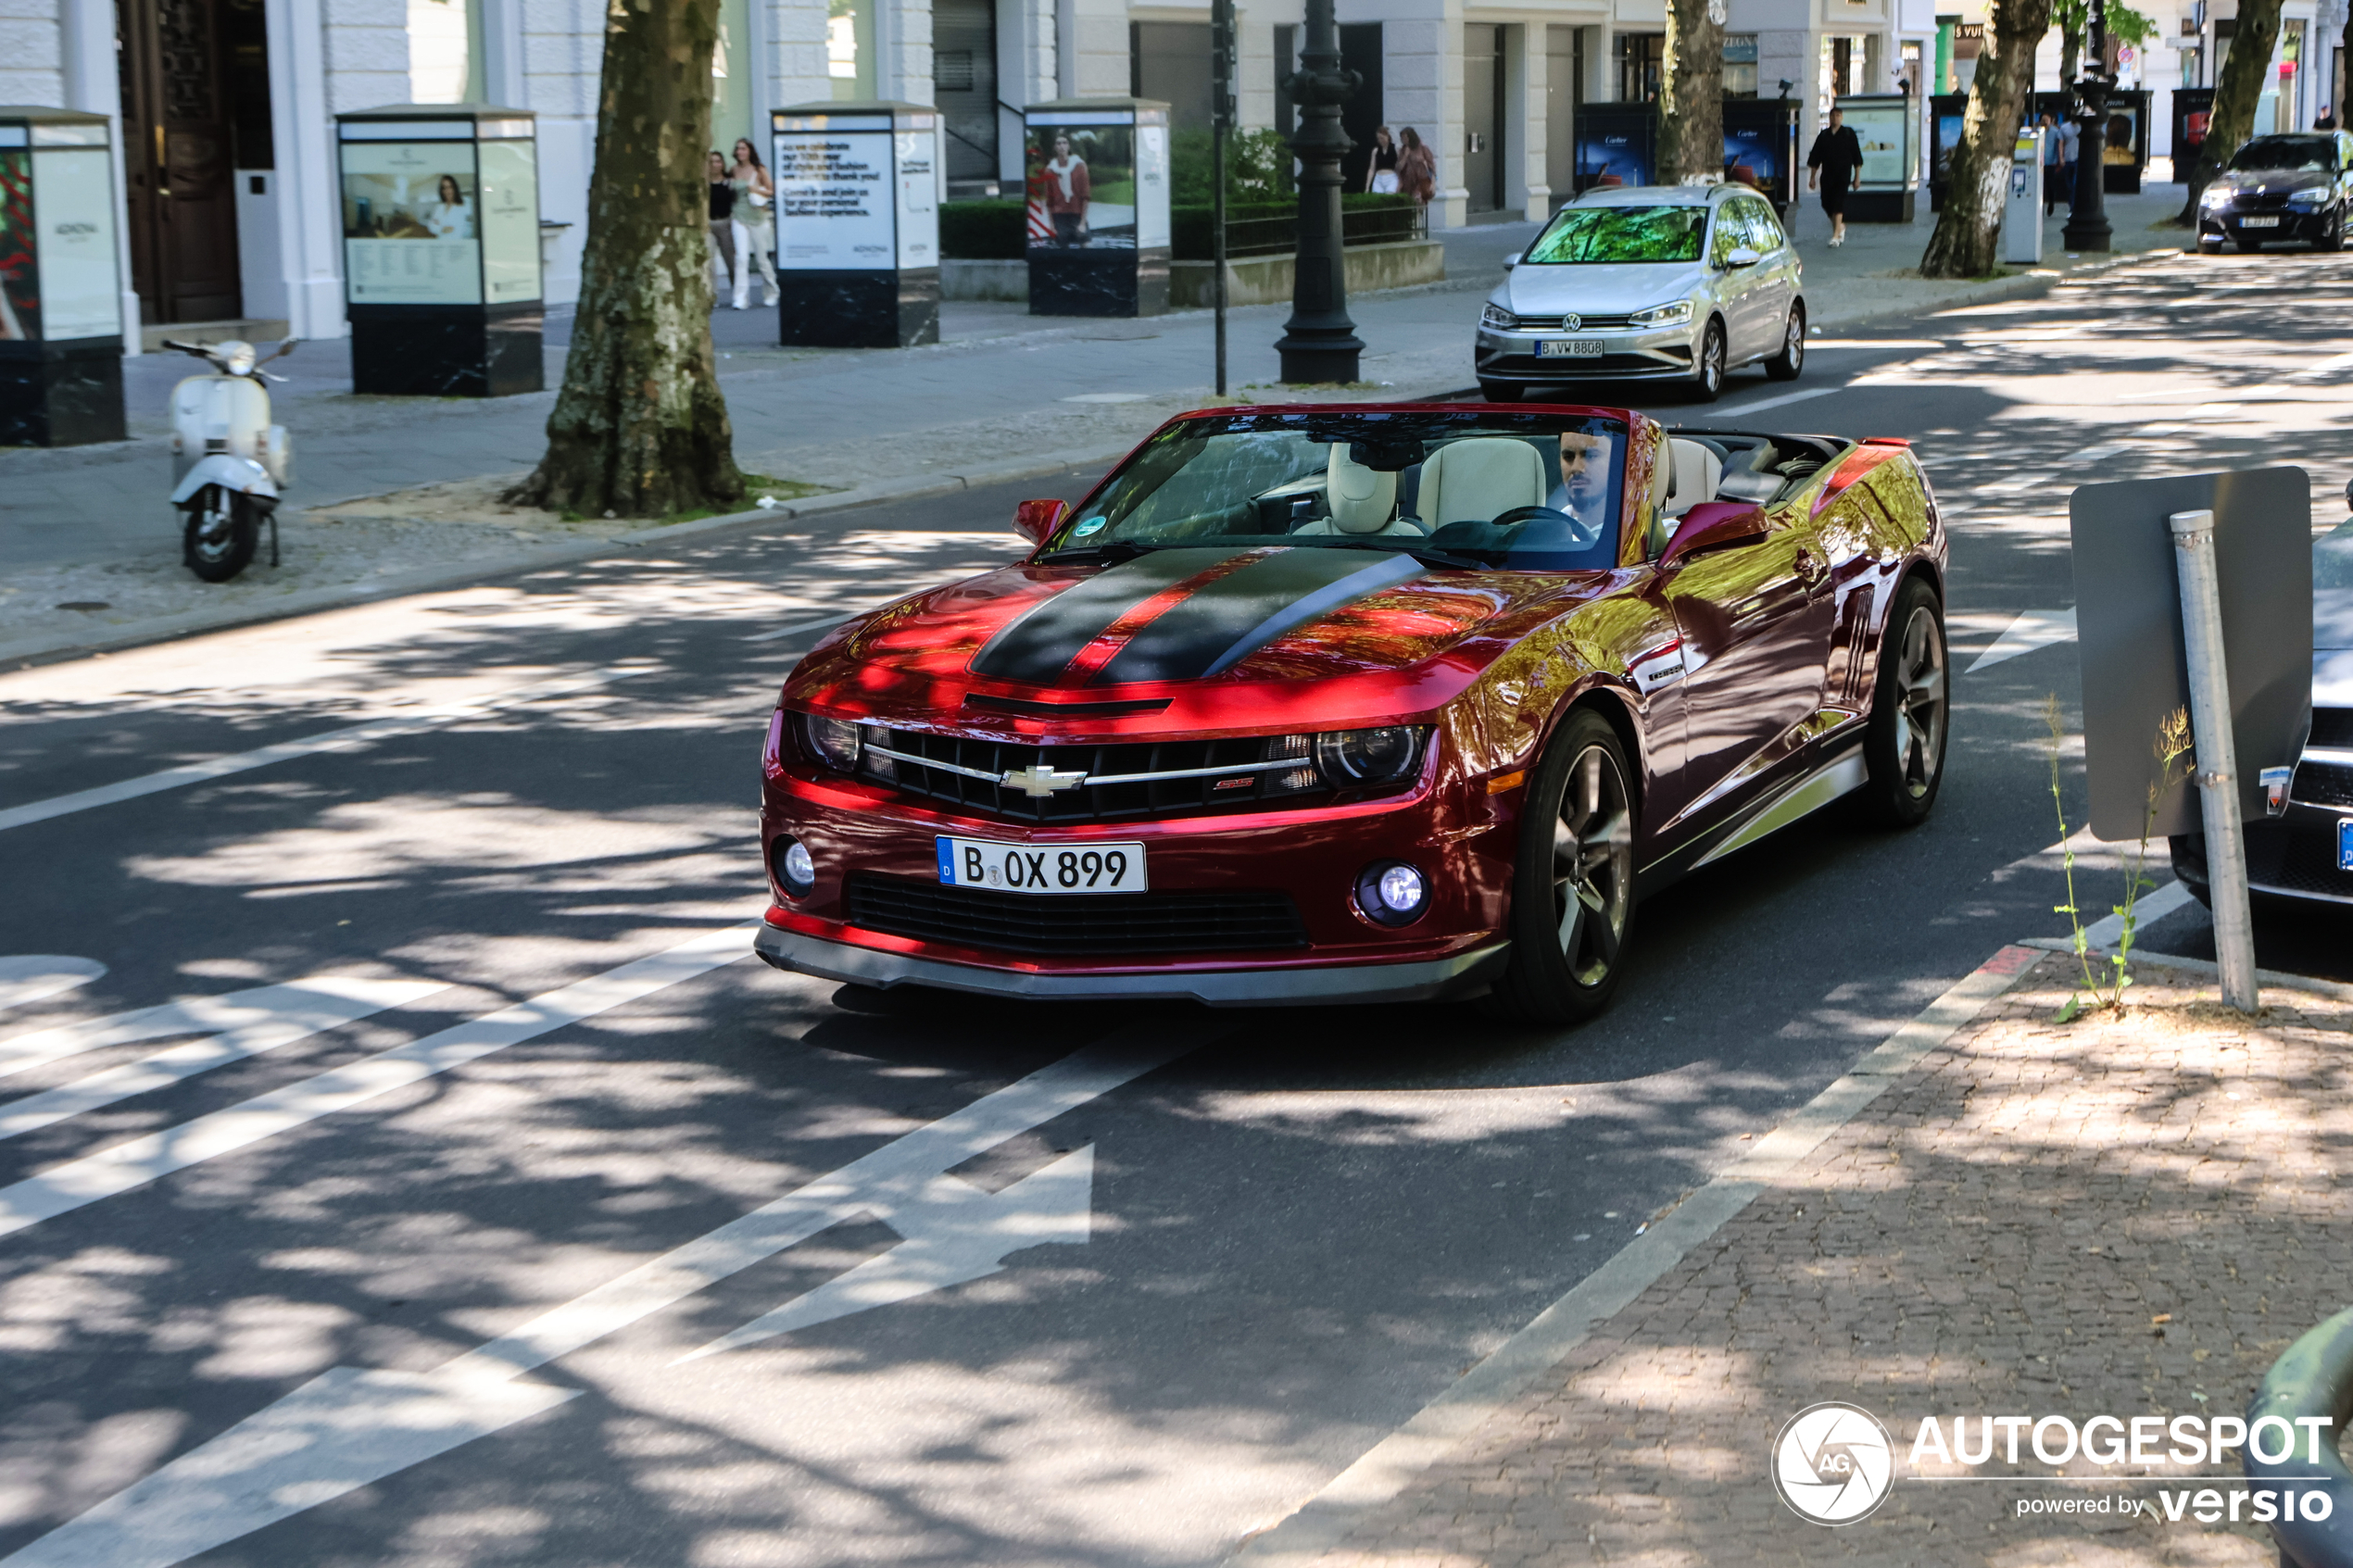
[1481, 302, 1519, 331]
[1314, 726, 1425, 786]
[2200, 186, 2232, 208]
[771, 837, 815, 898]
[1355, 860, 1429, 926]
[1629, 299, 1695, 329]
[218, 340, 257, 376]
[799, 714, 862, 771]
[2288, 187, 2327, 207]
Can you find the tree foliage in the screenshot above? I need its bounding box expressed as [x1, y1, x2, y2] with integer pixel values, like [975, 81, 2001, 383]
[1658, 0, 1725, 182]
[1920, 0, 2060, 276]
[2054, 0, 2158, 84]
[2175, 0, 2286, 221]
[507, 0, 744, 519]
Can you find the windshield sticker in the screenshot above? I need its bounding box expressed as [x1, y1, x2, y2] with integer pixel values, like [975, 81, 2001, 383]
[1073, 516, 1109, 536]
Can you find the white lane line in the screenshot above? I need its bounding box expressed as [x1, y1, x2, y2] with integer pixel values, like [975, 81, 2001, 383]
[0, 958, 106, 1013]
[2080, 879, 2196, 950]
[1225, 943, 2045, 1567]
[741, 614, 853, 645]
[1966, 606, 2077, 673]
[0, 663, 658, 837]
[0, 925, 754, 1240]
[0, 1022, 1199, 1568]
[0, 978, 445, 1141]
[1718, 385, 1839, 417]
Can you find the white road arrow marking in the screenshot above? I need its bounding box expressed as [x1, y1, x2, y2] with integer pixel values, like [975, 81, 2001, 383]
[0, 924, 755, 1240]
[677, 1144, 1098, 1361]
[0, 1026, 1194, 1568]
[0, 976, 446, 1141]
[1966, 607, 2077, 674]
[0, 957, 106, 1012]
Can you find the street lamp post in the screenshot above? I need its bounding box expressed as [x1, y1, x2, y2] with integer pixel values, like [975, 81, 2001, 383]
[1275, 0, 1363, 383]
[2065, 0, 2115, 251]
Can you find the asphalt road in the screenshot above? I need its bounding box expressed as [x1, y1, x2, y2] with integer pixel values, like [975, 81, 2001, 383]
[2, 248, 2349, 1568]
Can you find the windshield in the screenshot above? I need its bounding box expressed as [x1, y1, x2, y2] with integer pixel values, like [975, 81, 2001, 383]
[1045, 411, 1629, 572]
[2229, 136, 2339, 172]
[1522, 205, 1708, 265]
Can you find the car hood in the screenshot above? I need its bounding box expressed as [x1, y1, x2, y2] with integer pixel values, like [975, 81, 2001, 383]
[2209, 168, 2334, 196]
[783, 546, 1601, 735]
[1498, 260, 1708, 316]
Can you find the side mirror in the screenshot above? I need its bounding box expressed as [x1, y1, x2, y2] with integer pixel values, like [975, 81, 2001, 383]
[1723, 245, 1763, 270]
[1660, 500, 1770, 568]
[1503, 251, 1522, 269]
[1013, 497, 1072, 546]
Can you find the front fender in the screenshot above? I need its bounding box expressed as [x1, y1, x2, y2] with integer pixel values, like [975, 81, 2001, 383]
[171, 455, 278, 505]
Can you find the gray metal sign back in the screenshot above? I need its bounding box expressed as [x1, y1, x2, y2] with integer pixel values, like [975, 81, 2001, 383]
[2070, 467, 2312, 840]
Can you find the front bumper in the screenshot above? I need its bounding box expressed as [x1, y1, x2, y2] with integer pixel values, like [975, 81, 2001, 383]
[1474, 325, 1697, 383]
[2199, 207, 2334, 244]
[2172, 806, 2353, 905]
[757, 922, 1513, 1005]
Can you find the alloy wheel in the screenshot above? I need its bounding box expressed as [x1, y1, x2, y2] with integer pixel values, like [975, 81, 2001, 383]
[1699, 324, 1726, 397]
[1552, 744, 1633, 985]
[1891, 603, 1947, 798]
[1782, 311, 1804, 372]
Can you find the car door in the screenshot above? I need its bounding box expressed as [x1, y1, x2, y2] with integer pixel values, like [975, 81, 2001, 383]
[1739, 197, 1797, 345]
[1705, 201, 1765, 360]
[1653, 498, 1834, 839]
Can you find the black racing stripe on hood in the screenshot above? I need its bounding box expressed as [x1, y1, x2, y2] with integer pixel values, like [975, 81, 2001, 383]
[968, 548, 1239, 684]
[1091, 547, 1427, 686]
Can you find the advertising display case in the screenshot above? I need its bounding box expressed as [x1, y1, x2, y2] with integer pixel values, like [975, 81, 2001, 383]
[1023, 99, 1170, 317]
[1722, 99, 1801, 218]
[2100, 90, 2152, 193]
[771, 101, 940, 348]
[1929, 93, 1968, 210]
[1572, 105, 1656, 193]
[335, 104, 543, 397]
[2174, 88, 2215, 180]
[1838, 94, 1921, 221]
[0, 107, 125, 446]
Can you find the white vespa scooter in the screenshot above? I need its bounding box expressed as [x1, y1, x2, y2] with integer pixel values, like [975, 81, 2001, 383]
[163, 337, 297, 582]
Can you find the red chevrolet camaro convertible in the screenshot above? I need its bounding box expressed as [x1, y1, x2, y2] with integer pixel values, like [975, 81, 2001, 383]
[755, 403, 1949, 1023]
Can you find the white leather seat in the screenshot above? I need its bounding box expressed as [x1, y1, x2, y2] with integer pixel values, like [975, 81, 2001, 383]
[1415, 437, 1549, 527]
[1294, 444, 1424, 536]
[1664, 437, 1724, 519]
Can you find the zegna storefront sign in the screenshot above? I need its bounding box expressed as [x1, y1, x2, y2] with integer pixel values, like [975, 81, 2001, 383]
[1774, 1402, 2338, 1527]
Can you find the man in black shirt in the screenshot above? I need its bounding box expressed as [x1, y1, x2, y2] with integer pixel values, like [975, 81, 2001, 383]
[1807, 107, 1865, 247]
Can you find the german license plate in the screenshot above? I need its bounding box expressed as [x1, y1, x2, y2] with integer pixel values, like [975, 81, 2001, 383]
[1537, 339, 1603, 358]
[2241, 216, 2282, 228]
[937, 835, 1148, 894]
[2339, 819, 2353, 872]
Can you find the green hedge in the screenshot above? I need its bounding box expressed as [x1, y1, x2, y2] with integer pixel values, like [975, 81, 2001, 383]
[1172, 194, 1422, 260]
[939, 199, 1026, 259]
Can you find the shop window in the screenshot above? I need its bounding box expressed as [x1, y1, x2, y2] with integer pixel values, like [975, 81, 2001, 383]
[1723, 33, 1758, 98]
[830, 0, 875, 100]
[1616, 32, 1663, 102]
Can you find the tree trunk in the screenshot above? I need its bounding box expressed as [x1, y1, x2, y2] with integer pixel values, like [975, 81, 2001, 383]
[2178, 0, 2285, 221]
[1920, 0, 2058, 276]
[1658, 0, 1725, 182]
[507, 0, 744, 519]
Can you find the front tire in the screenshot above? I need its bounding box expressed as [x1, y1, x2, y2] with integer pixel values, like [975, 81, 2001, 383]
[1764, 301, 1806, 381]
[1856, 576, 1949, 826]
[1485, 709, 1637, 1025]
[2321, 208, 2347, 252]
[182, 487, 258, 583]
[1692, 319, 1727, 402]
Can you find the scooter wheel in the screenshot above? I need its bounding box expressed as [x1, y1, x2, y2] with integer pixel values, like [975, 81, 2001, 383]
[183, 487, 258, 583]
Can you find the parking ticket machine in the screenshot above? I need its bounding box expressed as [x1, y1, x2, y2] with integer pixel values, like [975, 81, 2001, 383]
[2004, 128, 2045, 266]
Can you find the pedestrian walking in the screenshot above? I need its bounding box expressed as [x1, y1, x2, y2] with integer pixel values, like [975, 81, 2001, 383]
[1806, 106, 1863, 247]
[2040, 112, 2064, 215]
[1397, 127, 1437, 208]
[706, 150, 736, 301]
[1365, 126, 1401, 193]
[729, 138, 780, 309]
[2056, 113, 2080, 207]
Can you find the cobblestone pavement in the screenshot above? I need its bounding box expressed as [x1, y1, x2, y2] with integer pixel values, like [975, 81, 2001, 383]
[1287, 952, 2353, 1566]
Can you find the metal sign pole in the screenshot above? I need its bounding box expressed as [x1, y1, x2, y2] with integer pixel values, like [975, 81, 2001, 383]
[2170, 508, 2261, 1012]
[1212, 0, 1234, 396]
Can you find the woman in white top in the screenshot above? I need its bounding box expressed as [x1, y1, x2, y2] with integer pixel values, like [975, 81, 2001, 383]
[422, 175, 473, 241]
[728, 138, 780, 309]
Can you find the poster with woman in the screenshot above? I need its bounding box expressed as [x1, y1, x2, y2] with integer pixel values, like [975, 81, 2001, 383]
[340, 144, 484, 304]
[1026, 121, 1136, 249]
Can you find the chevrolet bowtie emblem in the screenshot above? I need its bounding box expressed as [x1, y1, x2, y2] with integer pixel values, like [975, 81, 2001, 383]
[1001, 762, 1089, 797]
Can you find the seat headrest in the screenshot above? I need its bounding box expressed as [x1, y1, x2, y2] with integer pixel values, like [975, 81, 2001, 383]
[1326, 444, 1400, 534]
[1419, 437, 1549, 526]
[1664, 438, 1723, 518]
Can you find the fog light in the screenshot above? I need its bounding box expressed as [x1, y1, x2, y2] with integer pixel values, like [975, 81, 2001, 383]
[773, 837, 815, 898]
[1355, 860, 1428, 926]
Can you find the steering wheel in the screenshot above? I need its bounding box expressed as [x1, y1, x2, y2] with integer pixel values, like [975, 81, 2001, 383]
[1490, 504, 1601, 547]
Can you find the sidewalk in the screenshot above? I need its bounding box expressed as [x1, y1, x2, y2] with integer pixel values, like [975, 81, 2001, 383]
[0, 189, 2188, 663]
[1257, 949, 2351, 1566]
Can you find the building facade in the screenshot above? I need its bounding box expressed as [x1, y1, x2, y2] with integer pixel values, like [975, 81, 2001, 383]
[9, 0, 1946, 352]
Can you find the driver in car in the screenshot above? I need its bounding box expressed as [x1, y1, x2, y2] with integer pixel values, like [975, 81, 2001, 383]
[1545, 431, 1613, 541]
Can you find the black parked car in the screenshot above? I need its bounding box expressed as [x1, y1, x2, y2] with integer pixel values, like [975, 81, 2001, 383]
[2196, 132, 2353, 253]
[2172, 485, 2353, 905]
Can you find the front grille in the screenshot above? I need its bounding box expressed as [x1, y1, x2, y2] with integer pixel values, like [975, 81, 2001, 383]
[2308, 708, 2353, 748]
[856, 726, 1347, 824]
[2293, 760, 2353, 808]
[1488, 351, 1688, 375]
[2258, 822, 2353, 899]
[845, 873, 1308, 955]
[1509, 312, 1637, 331]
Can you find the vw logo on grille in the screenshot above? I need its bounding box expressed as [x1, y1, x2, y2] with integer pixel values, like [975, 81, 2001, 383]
[1560, 312, 1580, 331]
[1001, 762, 1089, 797]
